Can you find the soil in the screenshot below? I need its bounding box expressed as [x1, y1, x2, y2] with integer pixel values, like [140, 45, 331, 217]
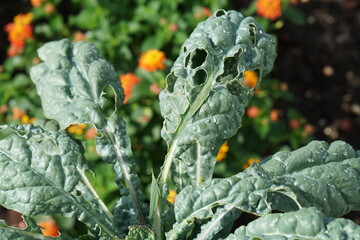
[275, 0, 360, 149]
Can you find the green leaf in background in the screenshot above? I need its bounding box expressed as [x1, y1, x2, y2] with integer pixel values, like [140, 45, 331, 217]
[125, 225, 155, 240]
[223, 207, 360, 240]
[30, 39, 124, 129]
[261, 140, 360, 217]
[159, 10, 276, 190]
[30, 39, 148, 236]
[167, 140, 360, 239]
[0, 125, 116, 238]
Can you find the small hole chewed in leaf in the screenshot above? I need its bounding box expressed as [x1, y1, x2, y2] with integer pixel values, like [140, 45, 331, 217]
[216, 51, 241, 83]
[101, 85, 117, 118]
[215, 9, 226, 17]
[249, 24, 257, 45]
[192, 69, 207, 86]
[191, 48, 207, 69]
[185, 53, 190, 67]
[166, 72, 176, 93]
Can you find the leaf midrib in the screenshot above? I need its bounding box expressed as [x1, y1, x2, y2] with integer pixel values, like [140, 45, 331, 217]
[0, 145, 116, 238]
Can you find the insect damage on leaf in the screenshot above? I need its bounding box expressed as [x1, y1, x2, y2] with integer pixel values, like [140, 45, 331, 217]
[159, 9, 276, 190]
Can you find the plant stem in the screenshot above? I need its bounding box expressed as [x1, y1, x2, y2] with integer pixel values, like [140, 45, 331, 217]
[77, 166, 114, 221]
[103, 125, 146, 224]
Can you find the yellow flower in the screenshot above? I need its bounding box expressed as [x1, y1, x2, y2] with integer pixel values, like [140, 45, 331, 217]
[255, 0, 282, 21]
[67, 124, 87, 135]
[138, 50, 166, 72]
[216, 142, 229, 162]
[243, 158, 260, 170]
[243, 70, 258, 89]
[21, 114, 36, 124]
[119, 73, 141, 104]
[167, 190, 177, 204]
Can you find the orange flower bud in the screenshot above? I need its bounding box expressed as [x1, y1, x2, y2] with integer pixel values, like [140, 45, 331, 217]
[85, 127, 97, 139]
[167, 190, 177, 204]
[289, 119, 300, 129]
[246, 106, 260, 118]
[270, 109, 279, 122]
[37, 220, 60, 237]
[243, 71, 258, 89]
[216, 142, 229, 162]
[243, 158, 260, 170]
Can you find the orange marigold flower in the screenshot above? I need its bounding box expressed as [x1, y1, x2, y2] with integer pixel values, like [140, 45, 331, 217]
[243, 158, 260, 170]
[120, 73, 141, 104]
[38, 220, 60, 237]
[270, 109, 280, 122]
[4, 13, 33, 57]
[255, 0, 282, 21]
[167, 190, 177, 204]
[243, 70, 258, 89]
[30, 0, 44, 7]
[246, 106, 260, 118]
[67, 124, 87, 135]
[216, 142, 229, 162]
[138, 50, 166, 72]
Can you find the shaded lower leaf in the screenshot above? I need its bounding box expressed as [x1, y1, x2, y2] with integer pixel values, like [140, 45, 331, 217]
[0, 219, 74, 240]
[223, 207, 360, 240]
[167, 140, 360, 239]
[0, 125, 116, 239]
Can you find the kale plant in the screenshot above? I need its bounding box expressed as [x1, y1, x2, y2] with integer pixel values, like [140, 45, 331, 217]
[1, 10, 360, 240]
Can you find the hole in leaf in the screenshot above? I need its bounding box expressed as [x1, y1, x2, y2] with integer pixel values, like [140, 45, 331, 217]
[249, 24, 257, 45]
[0, 206, 25, 229]
[101, 85, 117, 118]
[183, 46, 187, 53]
[75, 190, 82, 197]
[216, 51, 241, 83]
[191, 49, 207, 69]
[185, 54, 190, 67]
[166, 72, 176, 93]
[230, 211, 259, 233]
[192, 69, 207, 86]
[215, 9, 226, 17]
